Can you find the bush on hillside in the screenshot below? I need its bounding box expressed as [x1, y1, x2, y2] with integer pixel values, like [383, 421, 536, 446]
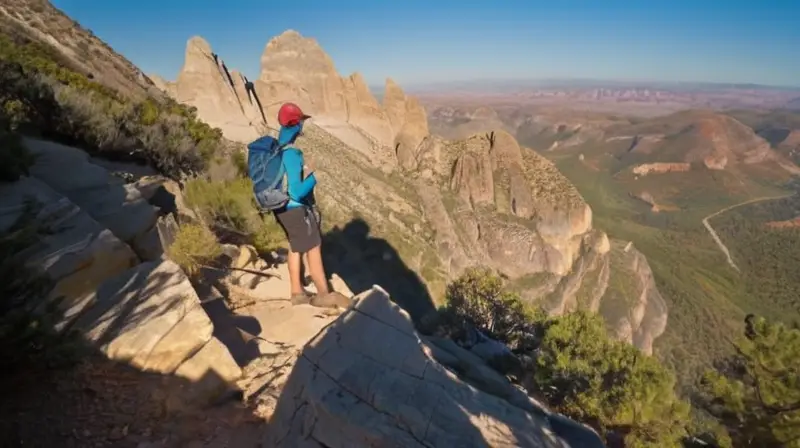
[0, 33, 223, 179]
[443, 267, 540, 350]
[443, 268, 691, 447]
[0, 129, 36, 183]
[184, 177, 284, 255]
[700, 316, 800, 447]
[166, 223, 222, 276]
[531, 311, 691, 447]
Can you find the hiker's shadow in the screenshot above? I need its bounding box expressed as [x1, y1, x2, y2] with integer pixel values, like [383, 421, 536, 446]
[321, 217, 435, 323]
[193, 272, 262, 368]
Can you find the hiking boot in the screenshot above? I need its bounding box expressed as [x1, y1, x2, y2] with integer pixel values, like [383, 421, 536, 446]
[290, 292, 313, 305]
[309, 291, 351, 309]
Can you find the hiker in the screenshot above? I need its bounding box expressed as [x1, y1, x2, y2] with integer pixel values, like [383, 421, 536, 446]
[247, 102, 330, 304]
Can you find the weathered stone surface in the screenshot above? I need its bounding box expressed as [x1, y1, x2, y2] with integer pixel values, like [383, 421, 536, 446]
[230, 69, 268, 130]
[383, 78, 430, 169]
[0, 176, 139, 330]
[133, 175, 200, 225]
[71, 260, 214, 374]
[148, 73, 177, 97]
[175, 36, 259, 142]
[174, 337, 243, 391]
[343, 72, 394, 148]
[257, 30, 348, 123]
[23, 137, 160, 261]
[264, 286, 604, 447]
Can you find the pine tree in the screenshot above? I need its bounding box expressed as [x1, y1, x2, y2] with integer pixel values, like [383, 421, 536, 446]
[701, 315, 800, 446]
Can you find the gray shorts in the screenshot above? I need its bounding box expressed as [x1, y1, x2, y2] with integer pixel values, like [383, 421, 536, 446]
[274, 205, 321, 253]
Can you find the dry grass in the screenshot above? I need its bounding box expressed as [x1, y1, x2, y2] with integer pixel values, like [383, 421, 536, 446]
[166, 223, 222, 276]
[183, 177, 285, 255]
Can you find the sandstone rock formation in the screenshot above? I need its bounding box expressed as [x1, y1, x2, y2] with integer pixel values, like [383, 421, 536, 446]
[616, 111, 799, 174]
[148, 74, 177, 97]
[632, 162, 692, 176]
[160, 31, 429, 169]
[383, 78, 430, 169]
[0, 140, 242, 399]
[24, 138, 162, 261]
[174, 36, 260, 142]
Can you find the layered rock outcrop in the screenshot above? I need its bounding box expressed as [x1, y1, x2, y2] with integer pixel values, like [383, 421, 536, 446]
[174, 36, 261, 142]
[265, 286, 604, 447]
[0, 138, 242, 398]
[632, 162, 691, 176]
[1, 135, 606, 446]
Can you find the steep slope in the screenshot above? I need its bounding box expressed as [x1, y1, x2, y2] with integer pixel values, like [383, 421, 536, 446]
[524, 109, 800, 211]
[0, 0, 161, 99]
[727, 109, 800, 165]
[607, 110, 797, 172]
[155, 31, 669, 354]
[426, 104, 623, 151]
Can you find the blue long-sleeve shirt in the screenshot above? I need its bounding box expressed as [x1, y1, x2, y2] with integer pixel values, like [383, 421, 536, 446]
[281, 148, 316, 209]
[275, 123, 317, 209]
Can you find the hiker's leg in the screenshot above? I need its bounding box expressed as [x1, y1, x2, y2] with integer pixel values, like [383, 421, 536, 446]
[301, 253, 311, 286]
[304, 206, 329, 295]
[306, 244, 329, 295]
[287, 250, 304, 295]
[274, 207, 314, 298]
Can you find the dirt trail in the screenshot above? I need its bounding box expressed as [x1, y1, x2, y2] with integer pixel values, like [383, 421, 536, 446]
[701, 194, 794, 272]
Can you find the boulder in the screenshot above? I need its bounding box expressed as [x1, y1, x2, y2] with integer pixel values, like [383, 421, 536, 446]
[0, 176, 139, 331]
[71, 260, 214, 374]
[264, 286, 604, 447]
[23, 137, 160, 261]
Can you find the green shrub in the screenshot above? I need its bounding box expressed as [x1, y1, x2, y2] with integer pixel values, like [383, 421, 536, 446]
[444, 267, 539, 349]
[532, 311, 691, 447]
[184, 177, 285, 254]
[166, 223, 222, 276]
[700, 316, 800, 447]
[443, 268, 691, 447]
[0, 32, 224, 179]
[231, 150, 248, 178]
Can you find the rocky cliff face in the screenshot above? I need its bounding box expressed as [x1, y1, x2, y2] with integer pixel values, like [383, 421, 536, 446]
[173, 36, 262, 143]
[632, 162, 692, 176]
[152, 30, 669, 354]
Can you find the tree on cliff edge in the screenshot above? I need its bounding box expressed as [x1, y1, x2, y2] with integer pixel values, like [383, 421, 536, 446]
[444, 268, 691, 447]
[701, 315, 800, 447]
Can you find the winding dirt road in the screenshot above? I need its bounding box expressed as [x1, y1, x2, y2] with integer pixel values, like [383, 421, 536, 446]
[702, 194, 794, 272]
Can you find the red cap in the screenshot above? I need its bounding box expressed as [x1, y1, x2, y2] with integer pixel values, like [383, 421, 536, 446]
[277, 102, 311, 127]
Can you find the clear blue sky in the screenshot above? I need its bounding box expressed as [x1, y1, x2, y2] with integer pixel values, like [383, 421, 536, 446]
[52, 0, 800, 88]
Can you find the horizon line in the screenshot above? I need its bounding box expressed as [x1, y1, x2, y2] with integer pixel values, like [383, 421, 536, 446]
[383, 77, 800, 93]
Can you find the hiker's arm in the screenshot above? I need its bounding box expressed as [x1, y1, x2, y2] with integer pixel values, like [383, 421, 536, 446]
[284, 150, 317, 201]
